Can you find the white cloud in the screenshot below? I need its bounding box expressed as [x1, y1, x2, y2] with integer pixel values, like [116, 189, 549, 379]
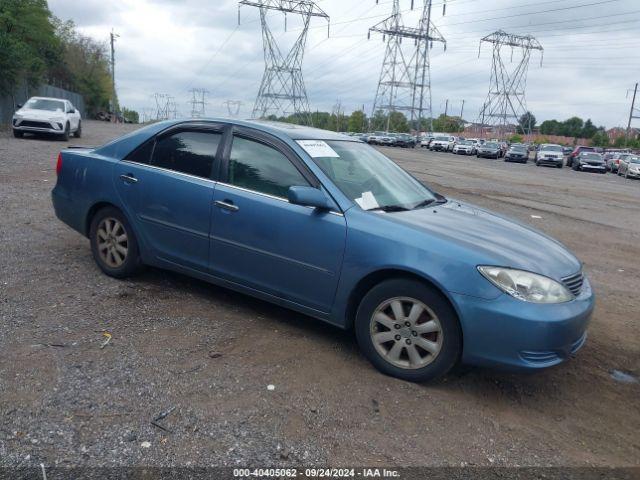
[48, 0, 640, 128]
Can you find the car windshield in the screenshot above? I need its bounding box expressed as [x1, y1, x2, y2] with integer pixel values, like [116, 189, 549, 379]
[435, 136, 449, 141]
[510, 145, 527, 151]
[24, 98, 65, 112]
[484, 142, 498, 148]
[459, 141, 473, 145]
[313, 141, 437, 211]
[582, 153, 602, 160]
[542, 145, 563, 152]
[630, 157, 640, 164]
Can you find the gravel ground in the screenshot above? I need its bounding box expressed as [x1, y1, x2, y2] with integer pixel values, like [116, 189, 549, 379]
[0, 121, 639, 469]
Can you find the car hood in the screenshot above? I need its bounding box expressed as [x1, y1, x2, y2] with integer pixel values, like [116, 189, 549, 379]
[15, 108, 65, 119]
[384, 200, 581, 280]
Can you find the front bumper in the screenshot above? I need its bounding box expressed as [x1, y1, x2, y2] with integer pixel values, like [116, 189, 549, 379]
[452, 276, 594, 371]
[538, 157, 563, 166]
[505, 155, 527, 162]
[579, 163, 606, 172]
[13, 118, 66, 135]
[626, 169, 640, 178]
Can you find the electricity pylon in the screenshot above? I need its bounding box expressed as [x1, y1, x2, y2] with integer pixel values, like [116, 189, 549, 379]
[189, 88, 208, 118]
[239, 0, 330, 125]
[477, 30, 543, 138]
[369, 0, 446, 133]
[223, 100, 244, 117]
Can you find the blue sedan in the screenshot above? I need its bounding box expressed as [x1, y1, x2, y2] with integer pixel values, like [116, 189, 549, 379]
[51, 119, 594, 382]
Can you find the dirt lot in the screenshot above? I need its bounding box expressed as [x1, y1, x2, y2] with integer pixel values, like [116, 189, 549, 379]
[0, 121, 639, 469]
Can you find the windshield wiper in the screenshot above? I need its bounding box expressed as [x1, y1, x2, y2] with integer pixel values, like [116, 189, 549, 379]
[411, 195, 447, 210]
[367, 204, 410, 212]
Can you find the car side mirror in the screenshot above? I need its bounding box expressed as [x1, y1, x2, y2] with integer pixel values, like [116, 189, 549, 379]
[288, 186, 334, 211]
[69, 109, 76, 114]
[16, 104, 22, 110]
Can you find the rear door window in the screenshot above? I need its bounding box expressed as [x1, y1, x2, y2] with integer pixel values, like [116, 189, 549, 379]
[151, 130, 222, 179]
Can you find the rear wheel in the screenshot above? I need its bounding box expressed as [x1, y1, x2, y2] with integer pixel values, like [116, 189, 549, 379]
[89, 207, 142, 278]
[355, 278, 462, 382]
[13, 130, 23, 138]
[75, 120, 82, 138]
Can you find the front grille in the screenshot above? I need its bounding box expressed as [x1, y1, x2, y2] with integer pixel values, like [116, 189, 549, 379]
[562, 272, 584, 296]
[20, 120, 52, 129]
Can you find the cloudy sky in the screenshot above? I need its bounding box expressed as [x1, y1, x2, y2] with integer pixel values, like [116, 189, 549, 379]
[48, 0, 640, 128]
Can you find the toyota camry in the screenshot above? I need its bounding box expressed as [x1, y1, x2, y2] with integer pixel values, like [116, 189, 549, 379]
[51, 119, 594, 382]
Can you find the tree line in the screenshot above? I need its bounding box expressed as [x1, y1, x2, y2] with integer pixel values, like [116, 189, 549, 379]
[0, 0, 136, 118]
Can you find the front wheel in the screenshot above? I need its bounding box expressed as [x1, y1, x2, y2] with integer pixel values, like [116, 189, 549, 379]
[89, 207, 142, 278]
[13, 130, 23, 138]
[61, 122, 70, 141]
[75, 120, 82, 138]
[355, 279, 462, 382]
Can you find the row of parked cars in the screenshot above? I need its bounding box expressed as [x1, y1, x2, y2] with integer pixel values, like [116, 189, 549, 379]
[340, 132, 418, 148]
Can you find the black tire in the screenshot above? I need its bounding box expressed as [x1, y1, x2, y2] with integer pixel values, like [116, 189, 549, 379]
[89, 206, 142, 279]
[354, 278, 462, 383]
[13, 130, 23, 138]
[557, 163, 563, 168]
[61, 122, 70, 141]
[75, 120, 82, 138]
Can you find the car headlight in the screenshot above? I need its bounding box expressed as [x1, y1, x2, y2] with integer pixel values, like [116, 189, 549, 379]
[478, 266, 573, 303]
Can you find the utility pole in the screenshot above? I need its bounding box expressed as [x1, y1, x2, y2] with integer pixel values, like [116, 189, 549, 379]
[444, 99, 449, 117]
[626, 82, 639, 146]
[460, 99, 465, 119]
[110, 30, 120, 122]
[238, 1, 330, 125]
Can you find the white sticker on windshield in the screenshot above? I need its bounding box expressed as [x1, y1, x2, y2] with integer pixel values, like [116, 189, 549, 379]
[355, 191, 379, 210]
[296, 140, 340, 158]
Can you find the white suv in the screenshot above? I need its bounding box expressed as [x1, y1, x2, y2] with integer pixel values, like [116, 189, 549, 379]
[430, 135, 456, 152]
[12, 96, 82, 140]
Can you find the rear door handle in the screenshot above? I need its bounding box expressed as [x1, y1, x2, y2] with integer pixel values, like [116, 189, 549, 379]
[120, 174, 138, 184]
[215, 200, 239, 212]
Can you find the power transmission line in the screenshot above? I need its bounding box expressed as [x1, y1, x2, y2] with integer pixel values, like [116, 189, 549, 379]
[238, 0, 330, 124]
[369, 0, 447, 132]
[477, 30, 543, 138]
[189, 88, 208, 118]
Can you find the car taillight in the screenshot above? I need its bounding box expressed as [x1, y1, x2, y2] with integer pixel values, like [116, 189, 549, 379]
[56, 152, 62, 175]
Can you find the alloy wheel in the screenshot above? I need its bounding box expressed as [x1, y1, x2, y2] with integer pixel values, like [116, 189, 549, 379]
[369, 297, 443, 369]
[97, 217, 128, 268]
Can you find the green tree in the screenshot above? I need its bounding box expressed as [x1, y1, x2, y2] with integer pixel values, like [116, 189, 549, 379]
[121, 107, 139, 123]
[0, 0, 60, 95]
[388, 111, 409, 132]
[562, 117, 584, 138]
[432, 114, 464, 133]
[508, 134, 524, 143]
[347, 110, 367, 132]
[581, 119, 598, 139]
[591, 130, 609, 147]
[517, 111, 536, 134]
[540, 119, 561, 135]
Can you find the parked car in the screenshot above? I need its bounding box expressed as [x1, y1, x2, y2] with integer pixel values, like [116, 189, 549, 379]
[51, 119, 593, 382]
[504, 144, 529, 163]
[617, 155, 640, 179]
[12, 96, 82, 140]
[567, 146, 596, 168]
[394, 134, 417, 148]
[430, 135, 456, 152]
[452, 140, 476, 155]
[611, 153, 633, 173]
[535, 144, 564, 168]
[572, 152, 606, 173]
[562, 146, 573, 156]
[476, 141, 503, 159]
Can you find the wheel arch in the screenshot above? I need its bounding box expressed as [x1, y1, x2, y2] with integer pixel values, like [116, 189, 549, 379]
[344, 268, 463, 332]
[85, 201, 123, 237]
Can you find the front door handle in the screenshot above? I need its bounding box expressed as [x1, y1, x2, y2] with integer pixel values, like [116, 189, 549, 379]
[215, 200, 239, 212]
[119, 174, 138, 184]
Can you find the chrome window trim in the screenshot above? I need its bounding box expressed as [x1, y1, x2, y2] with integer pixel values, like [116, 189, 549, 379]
[121, 159, 217, 184]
